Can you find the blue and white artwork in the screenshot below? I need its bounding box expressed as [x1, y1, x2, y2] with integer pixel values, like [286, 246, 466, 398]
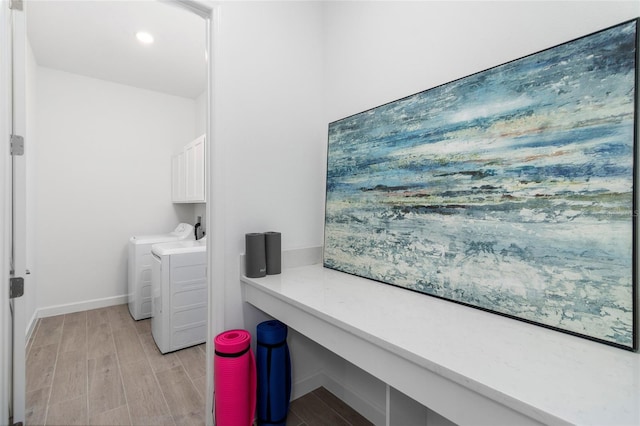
[324, 20, 638, 350]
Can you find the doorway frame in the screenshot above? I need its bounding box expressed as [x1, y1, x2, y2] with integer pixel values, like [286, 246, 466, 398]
[185, 2, 224, 424]
[0, 1, 221, 424]
[1, 0, 26, 424]
[1, 0, 14, 423]
[177, 1, 221, 424]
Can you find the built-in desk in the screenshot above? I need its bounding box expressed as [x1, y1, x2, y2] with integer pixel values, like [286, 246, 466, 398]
[241, 258, 640, 426]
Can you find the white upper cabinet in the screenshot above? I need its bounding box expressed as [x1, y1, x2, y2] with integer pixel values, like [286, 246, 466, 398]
[172, 134, 206, 203]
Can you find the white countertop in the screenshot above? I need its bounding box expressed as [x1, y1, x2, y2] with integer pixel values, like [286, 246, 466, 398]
[242, 263, 640, 426]
[151, 237, 206, 256]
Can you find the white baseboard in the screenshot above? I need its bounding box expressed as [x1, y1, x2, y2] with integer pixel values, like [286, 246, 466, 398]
[37, 294, 128, 318]
[291, 369, 324, 400]
[25, 310, 39, 342]
[291, 370, 385, 426]
[322, 372, 386, 426]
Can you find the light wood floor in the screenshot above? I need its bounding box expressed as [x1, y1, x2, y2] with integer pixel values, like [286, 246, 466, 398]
[25, 304, 372, 426]
[25, 304, 206, 426]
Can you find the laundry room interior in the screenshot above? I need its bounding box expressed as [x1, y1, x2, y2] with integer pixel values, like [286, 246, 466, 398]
[26, 1, 208, 318]
[21, 1, 212, 424]
[12, 1, 640, 426]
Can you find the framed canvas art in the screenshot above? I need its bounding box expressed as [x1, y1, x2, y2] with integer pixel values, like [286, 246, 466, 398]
[324, 19, 639, 350]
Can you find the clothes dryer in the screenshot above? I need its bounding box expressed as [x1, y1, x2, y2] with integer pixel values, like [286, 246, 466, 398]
[151, 237, 207, 354]
[128, 223, 194, 320]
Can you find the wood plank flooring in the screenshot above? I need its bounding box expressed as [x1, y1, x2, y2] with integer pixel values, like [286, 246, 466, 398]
[25, 304, 372, 426]
[25, 304, 206, 426]
[287, 387, 372, 426]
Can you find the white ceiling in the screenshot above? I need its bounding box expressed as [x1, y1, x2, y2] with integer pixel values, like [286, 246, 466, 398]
[27, 1, 207, 99]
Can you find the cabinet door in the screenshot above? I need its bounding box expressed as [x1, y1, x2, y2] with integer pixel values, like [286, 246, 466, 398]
[175, 134, 206, 203]
[185, 141, 196, 200]
[193, 135, 206, 202]
[172, 151, 185, 202]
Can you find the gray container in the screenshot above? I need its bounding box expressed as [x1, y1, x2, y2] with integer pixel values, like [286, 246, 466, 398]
[265, 231, 281, 275]
[245, 233, 266, 278]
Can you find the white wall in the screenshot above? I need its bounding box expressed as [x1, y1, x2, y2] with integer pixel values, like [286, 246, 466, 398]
[206, 1, 326, 410]
[195, 89, 207, 137]
[207, 0, 640, 420]
[35, 67, 197, 312]
[324, 2, 640, 122]
[213, 0, 326, 329]
[212, 1, 640, 327]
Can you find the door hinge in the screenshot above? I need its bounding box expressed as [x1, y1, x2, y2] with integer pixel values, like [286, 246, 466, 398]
[9, 277, 24, 299]
[10, 134, 24, 156]
[8, 0, 23, 10]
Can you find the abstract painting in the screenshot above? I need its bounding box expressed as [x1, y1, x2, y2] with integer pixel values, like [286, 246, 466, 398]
[324, 19, 638, 350]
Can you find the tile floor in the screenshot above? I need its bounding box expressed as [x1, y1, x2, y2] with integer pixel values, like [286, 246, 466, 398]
[25, 304, 206, 426]
[25, 304, 372, 426]
[287, 387, 372, 426]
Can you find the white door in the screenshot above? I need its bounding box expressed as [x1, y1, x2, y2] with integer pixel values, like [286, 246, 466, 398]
[0, 2, 11, 423]
[1, 1, 27, 425]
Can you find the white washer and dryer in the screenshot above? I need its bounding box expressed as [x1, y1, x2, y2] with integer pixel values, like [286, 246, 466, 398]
[151, 237, 207, 354]
[127, 223, 194, 320]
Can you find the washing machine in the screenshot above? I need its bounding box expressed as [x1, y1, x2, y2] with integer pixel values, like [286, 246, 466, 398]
[151, 237, 207, 354]
[128, 223, 194, 320]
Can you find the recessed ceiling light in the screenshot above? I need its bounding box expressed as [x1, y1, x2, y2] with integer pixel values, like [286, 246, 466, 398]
[136, 31, 154, 45]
